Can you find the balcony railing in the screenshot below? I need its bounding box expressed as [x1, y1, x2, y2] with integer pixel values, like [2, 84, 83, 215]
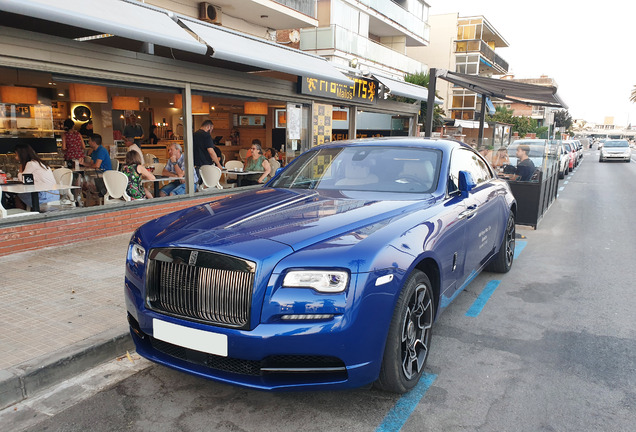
[300, 25, 425, 75]
[272, 0, 316, 18]
[358, 0, 430, 42]
[455, 40, 508, 74]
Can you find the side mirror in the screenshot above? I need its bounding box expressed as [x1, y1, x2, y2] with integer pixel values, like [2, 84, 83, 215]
[275, 167, 284, 176]
[458, 170, 476, 197]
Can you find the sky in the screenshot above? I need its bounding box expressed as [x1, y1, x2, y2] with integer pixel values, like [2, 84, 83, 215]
[428, 0, 636, 127]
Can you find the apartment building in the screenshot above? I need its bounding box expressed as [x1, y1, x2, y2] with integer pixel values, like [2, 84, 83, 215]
[408, 13, 509, 121]
[301, 0, 430, 78]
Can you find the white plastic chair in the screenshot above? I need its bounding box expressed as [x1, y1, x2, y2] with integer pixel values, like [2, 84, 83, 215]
[110, 158, 120, 171]
[151, 162, 165, 175]
[53, 167, 75, 205]
[238, 149, 249, 162]
[103, 170, 131, 203]
[199, 165, 223, 190]
[144, 153, 157, 165]
[0, 188, 38, 219]
[223, 160, 244, 188]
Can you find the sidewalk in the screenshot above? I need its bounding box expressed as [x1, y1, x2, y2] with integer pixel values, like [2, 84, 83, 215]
[0, 232, 135, 409]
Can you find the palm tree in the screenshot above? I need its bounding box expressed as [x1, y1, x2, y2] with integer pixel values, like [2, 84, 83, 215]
[404, 72, 445, 129]
[630, 85, 636, 103]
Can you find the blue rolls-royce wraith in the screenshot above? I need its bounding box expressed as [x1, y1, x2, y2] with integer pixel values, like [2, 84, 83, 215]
[125, 138, 516, 393]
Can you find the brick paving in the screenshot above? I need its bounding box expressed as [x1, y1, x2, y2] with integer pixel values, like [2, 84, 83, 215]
[0, 232, 133, 370]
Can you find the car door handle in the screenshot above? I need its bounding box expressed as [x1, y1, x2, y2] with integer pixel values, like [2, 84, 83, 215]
[458, 205, 478, 220]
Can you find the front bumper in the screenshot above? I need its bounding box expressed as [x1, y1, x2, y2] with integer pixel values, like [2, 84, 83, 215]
[602, 153, 630, 160]
[124, 271, 398, 391]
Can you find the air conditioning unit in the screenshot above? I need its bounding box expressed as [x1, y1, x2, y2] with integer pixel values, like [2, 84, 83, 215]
[199, 3, 222, 25]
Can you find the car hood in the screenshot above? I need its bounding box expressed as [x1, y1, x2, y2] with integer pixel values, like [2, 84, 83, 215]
[143, 188, 433, 257]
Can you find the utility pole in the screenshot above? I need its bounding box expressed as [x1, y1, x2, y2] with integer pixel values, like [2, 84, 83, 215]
[425, 68, 436, 137]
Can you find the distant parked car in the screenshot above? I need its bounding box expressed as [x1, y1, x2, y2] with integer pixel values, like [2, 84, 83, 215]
[599, 139, 631, 162]
[564, 140, 582, 165]
[557, 143, 570, 178]
[562, 142, 576, 171]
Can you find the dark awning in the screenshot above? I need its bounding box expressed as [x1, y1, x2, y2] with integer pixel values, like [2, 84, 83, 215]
[439, 70, 568, 108]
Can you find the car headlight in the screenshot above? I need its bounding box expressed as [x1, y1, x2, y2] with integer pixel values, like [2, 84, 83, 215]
[130, 243, 146, 265]
[282, 270, 349, 293]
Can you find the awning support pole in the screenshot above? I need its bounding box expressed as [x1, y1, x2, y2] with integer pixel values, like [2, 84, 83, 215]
[478, 94, 486, 146]
[425, 68, 436, 137]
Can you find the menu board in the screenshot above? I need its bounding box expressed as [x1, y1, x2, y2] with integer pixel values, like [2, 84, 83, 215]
[312, 103, 332, 147]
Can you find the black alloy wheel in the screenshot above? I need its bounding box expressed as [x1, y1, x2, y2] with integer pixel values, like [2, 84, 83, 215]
[376, 270, 434, 393]
[486, 212, 515, 273]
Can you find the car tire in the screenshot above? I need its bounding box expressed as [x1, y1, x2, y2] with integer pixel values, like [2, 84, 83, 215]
[486, 212, 515, 273]
[375, 270, 434, 394]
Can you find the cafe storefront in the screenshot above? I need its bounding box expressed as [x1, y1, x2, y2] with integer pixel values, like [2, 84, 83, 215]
[0, 0, 422, 253]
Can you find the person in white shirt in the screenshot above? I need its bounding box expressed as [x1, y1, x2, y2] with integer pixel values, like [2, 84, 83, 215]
[124, 136, 144, 164]
[14, 143, 58, 209]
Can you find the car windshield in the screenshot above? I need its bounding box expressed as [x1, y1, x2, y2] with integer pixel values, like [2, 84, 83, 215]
[270, 145, 442, 193]
[604, 140, 628, 148]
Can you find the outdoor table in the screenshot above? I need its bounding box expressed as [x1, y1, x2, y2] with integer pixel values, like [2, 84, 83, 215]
[143, 175, 185, 197]
[1, 183, 81, 212]
[222, 169, 262, 187]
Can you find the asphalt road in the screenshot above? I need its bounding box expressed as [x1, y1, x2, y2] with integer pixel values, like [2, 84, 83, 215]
[5, 148, 636, 432]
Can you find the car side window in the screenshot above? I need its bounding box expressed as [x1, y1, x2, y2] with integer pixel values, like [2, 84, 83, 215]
[448, 148, 493, 194]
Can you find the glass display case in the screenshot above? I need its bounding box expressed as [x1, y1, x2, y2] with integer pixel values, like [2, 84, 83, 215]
[0, 103, 57, 154]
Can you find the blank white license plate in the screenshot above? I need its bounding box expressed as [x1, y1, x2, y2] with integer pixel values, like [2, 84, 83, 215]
[153, 319, 228, 357]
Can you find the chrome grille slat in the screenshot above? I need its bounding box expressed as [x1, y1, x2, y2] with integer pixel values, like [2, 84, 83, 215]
[146, 249, 255, 329]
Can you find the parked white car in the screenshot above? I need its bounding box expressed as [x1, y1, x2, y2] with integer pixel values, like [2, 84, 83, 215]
[599, 139, 631, 162]
[557, 143, 571, 178]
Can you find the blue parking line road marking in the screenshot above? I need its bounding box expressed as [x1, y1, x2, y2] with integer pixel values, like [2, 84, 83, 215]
[466, 280, 500, 317]
[564, 180, 569, 184]
[376, 373, 437, 432]
[558, 186, 565, 191]
[514, 240, 527, 260]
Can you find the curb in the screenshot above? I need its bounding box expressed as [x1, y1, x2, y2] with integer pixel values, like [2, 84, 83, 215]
[0, 326, 133, 410]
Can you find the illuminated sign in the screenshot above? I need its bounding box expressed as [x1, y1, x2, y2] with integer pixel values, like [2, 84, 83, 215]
[299, 76, 378, 104]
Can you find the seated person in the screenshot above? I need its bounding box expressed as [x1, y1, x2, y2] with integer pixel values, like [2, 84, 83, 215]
[241, 140, 271, 185]
[122, 150, 156, 199]
[264, 147, 281, 172]
[491, 147, 510, 168]
[160, 143, 198, 196]
[14, 143, 58, 209]
[124, 136, 144, 163]
[514, 144, 536, 181]
[80, 134, 112, 171]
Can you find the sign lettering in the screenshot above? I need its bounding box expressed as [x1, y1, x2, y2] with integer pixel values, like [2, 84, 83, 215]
[299, 76, 379, 104]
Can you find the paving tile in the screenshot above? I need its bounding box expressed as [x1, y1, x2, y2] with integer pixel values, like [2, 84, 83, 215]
[0, 232, 133, 370]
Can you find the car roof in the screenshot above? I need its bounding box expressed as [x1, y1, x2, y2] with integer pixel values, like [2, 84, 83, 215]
[312, 136, 467, 153]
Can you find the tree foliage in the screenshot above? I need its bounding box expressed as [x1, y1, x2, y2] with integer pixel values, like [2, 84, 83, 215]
[487, 106, 538, 137]
[404, 72, 445, 129]
[554, 109, 573, 130]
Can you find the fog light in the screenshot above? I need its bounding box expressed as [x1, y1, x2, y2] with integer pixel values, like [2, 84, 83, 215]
[281, 314, 334, 320]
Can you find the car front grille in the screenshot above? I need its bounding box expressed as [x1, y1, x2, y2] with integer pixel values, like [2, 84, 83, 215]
[146, 248, 255, 329]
